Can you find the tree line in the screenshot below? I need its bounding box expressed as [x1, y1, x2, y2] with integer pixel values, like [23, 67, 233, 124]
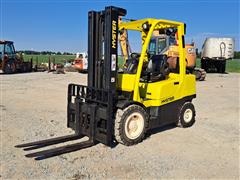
[16, 50, 240, 59]
[16, 50, 74, 55]
[234, 51, 240, 59]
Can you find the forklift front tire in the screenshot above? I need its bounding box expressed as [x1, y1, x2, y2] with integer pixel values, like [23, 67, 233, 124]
[177, 102, 196, 128]
[114, 105, 148, 146]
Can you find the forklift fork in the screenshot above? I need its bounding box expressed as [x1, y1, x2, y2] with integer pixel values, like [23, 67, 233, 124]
[15, 134, 95, 160]
[25, 140, 95, 160]
[15, 83, 112, 160]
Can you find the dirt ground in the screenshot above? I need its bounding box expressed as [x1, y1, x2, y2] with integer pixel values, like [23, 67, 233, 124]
[0, 72, 239, 179]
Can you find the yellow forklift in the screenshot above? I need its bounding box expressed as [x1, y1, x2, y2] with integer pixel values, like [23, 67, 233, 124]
[16, 6, 196, 160]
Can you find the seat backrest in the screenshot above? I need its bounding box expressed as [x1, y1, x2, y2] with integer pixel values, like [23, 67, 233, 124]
[147, 55, 167, 74]
[124, 58, 139, 74]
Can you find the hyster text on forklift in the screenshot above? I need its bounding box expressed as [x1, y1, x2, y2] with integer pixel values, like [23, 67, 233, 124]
[16, 6, 196, 160]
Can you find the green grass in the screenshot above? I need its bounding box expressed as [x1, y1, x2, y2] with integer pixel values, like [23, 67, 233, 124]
[23, 54, 75, 64]
[226, 59, 240, 73]
[118, 56, 124, 68]
[195, 58, 201, 68]
[23, 55, 240, 73]
[24, 54, 125, 67]
[196, 58, 240, 73]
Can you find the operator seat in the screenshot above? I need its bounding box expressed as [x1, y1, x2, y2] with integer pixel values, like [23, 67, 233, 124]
[123, 53, 140, 74]
[142, 54, 170, 82]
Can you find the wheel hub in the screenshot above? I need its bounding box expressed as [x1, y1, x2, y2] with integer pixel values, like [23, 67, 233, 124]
[125, 112, 144, 139]
[129, 120, 138, 132]
[183, 108, 193, 123]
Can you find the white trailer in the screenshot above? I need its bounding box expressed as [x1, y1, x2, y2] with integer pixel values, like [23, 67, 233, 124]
[201, 37, 234, 73]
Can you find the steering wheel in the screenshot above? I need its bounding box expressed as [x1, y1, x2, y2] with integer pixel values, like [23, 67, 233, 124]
[146, 50, 153, 59]
[130, 53, 140, 59]
[130, 52, 153, 59]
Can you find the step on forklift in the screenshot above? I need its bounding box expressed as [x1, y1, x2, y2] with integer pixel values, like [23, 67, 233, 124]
[16, 6, 196, 160]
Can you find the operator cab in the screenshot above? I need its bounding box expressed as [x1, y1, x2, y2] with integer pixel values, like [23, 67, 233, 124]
[120, 28, 179, 82]
[121, 28, 179, 82]
[123, 53, 169, 82]
[0, 41, 16, 65]
[0, 44, 3, 62]
[0, 41, 16, 59]
[148, 29, 177, 55]
[122, 53, 140, 74]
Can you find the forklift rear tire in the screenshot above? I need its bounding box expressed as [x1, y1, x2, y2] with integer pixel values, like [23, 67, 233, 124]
[177, 102, 196, 128]
[114, 105, 148, 146]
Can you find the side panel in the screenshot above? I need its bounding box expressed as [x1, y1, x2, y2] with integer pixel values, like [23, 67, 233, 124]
[139, 73, 196, 108]
[117, 73, 136, 92]
[148, 100, 181, 129]
[147, 95, 195, 129]
[181, 74, 196, 98]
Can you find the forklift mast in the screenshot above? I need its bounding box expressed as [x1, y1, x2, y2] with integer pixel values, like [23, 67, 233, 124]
[68, 6, 126, 144]
[88, 6, 126, 90]
[66, 6, 127, 145]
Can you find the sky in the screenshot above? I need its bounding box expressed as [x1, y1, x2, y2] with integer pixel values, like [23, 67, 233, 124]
[1, 0, 239, 53]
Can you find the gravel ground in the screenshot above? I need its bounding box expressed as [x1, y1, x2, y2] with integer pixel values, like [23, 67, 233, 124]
[0, 72, 239, 179]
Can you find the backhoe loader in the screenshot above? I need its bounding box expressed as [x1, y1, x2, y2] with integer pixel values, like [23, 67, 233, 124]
[0, 41, 32, 74]
[16, 6, 196, 160]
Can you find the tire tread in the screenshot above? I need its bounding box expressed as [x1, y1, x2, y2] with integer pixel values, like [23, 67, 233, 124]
[114, 105, 148, 146]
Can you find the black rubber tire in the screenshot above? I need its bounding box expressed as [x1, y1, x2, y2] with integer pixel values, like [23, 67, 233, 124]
[215, 61, 225, 73]
[193, 68, 206, 81]
[3, 61, 16, 74]
[218, 61, 226, 73]
[114, 104, 149, 146]
[78, 69, 88, 74]
[201, 59, 208, 72]
[177, 102, 196, 128]
[200, 59, 205, 69]
[222, 61, 226, 73]
[215, 61, 221, 73]
[22, 64, 27, 72]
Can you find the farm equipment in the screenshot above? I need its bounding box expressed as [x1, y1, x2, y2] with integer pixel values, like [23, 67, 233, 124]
[73, 52, 88, 73]
[0, 40, 32, 74]
[16, 6, 196, 160]
[201, 37, 234, 73]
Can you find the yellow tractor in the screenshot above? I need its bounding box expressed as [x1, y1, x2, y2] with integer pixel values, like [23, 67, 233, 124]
[16, 6, 196, 159]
